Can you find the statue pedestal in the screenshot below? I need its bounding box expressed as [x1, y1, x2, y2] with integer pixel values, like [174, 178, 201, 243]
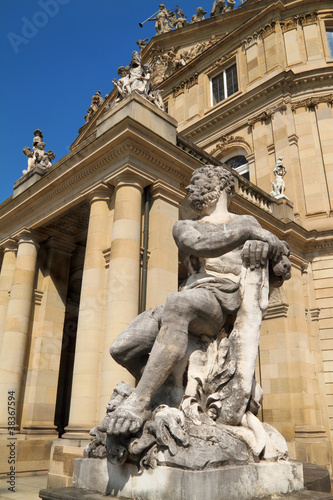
[13, 166, 48, 198]
[68, 458, 304, 500]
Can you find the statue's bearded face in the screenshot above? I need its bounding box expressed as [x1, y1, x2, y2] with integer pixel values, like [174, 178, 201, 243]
[186, 173, 220, 213]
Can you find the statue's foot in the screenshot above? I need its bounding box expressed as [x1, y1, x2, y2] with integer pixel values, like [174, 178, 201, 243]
[107, 397, 151, 436]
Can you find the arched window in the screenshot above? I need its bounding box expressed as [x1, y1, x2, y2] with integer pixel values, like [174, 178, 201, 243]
[225, 155, 249, 180]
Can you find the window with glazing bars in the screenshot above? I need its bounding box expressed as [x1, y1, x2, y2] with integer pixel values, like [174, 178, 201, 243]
[211, 64, 238, 105]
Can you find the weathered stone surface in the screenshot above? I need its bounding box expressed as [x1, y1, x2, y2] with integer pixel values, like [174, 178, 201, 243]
[88, 166, 291, 475]
[71, 458, 304, 499]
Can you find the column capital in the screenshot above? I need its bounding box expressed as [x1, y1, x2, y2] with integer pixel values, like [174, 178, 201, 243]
[150, 180, 185, 206]
[82, 183, 114, 204]
[13, 228, 42, 248]
[115, 177, 144, 194]
[106, 166, 154, 192]
[0, 238, 17, 253]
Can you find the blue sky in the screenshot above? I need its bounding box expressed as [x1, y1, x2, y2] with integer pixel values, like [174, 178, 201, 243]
[0, 0, 243, 204]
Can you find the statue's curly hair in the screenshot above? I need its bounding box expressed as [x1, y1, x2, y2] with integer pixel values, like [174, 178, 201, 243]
[187, 165, 235, 213]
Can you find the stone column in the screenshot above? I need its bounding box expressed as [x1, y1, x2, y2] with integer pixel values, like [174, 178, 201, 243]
[21, 237, 75, 435]
[0, 229, 39, 431]
[0, 239, 17, 352]
[99, 178, 143, 420]
[66, 186, 112, 438]
[146, 181, 183, 309]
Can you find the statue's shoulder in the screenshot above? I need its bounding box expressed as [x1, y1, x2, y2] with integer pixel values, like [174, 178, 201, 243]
[232, 213, 261, 227]
[173, 219, 196, 233]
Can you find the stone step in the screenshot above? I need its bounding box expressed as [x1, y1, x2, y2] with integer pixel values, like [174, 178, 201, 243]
[39, 487, 333, 500]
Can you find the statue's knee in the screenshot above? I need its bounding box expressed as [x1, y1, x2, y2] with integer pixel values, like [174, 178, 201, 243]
[109, 340, 123, 363]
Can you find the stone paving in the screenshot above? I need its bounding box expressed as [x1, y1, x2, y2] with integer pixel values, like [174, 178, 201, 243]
[0, 473, 47, 500]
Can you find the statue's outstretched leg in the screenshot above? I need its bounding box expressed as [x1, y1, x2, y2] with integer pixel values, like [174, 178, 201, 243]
[110, 305, 164, 380]
[107, 289, 224, 436]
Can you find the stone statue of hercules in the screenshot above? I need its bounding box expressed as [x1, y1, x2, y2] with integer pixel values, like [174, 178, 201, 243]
[106, 165, 291, 437]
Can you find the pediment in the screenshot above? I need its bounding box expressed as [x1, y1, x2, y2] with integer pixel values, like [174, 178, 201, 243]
[142, 0, 283, 89]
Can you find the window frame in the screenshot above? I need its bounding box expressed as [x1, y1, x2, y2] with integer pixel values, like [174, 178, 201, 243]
[325, 24, 333, 59]
[221, 151, 250, 181]
[210, 61, 239, 107]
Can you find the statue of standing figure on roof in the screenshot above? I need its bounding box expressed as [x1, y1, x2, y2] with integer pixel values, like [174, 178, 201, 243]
[151, 3, 171, 34]
[210, 0, 225, 16]
[190, 6, 207, 23]
[225, 0, 236, 12]
[174, 9, 188, 28]
[22, 129, 56, 175]
[211, 0, 235, 16]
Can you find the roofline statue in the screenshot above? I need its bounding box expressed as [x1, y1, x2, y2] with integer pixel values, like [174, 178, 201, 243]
[22, 129, 55, 175]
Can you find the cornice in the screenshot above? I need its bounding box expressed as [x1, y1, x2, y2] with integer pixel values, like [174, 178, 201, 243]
[291, 93, 333, 112]
[183, 68, 333, 141]
[0, 132, 196, 242]
[241, 11, 318, 49]
[242, 20, 278, 50]
[34, 143, 185, 210]
[247, 98, 289, 127]
[280, 11, 318, 32]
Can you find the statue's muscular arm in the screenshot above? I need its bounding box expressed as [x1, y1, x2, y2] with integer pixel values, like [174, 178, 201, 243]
[173, 215, 286, 262]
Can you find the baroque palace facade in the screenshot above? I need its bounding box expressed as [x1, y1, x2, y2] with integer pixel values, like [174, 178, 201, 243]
[0, 0, 333, 488]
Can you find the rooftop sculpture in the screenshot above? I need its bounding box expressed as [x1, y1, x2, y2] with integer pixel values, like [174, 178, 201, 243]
[190, 7, 207, 23]
[140, 4, 188, 34]
[149, 35, 221, 85]
[22, 129, 56, 175]
[86, 165, 292, 472]
[270, 157, 288, 199]
[84, 90, 105, 122]
[111, 51, 165, 111]
[211, 0, 236, 16]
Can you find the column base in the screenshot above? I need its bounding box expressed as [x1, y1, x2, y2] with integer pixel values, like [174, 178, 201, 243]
[0, 431, 54, 475]
[63, 427, 91, 440]
[295, 425, 332, 474]
[47, 438, 89, 489]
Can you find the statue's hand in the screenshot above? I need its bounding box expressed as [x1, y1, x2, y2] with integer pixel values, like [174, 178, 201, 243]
[242, 240, 269, 270]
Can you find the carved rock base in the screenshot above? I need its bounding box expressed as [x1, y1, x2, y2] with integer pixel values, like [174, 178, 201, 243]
[72, 458, 304, 499]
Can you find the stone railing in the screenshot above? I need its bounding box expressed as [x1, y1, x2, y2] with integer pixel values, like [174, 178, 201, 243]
[237, 177, 274, 215]
[235, 176, 294, 223]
